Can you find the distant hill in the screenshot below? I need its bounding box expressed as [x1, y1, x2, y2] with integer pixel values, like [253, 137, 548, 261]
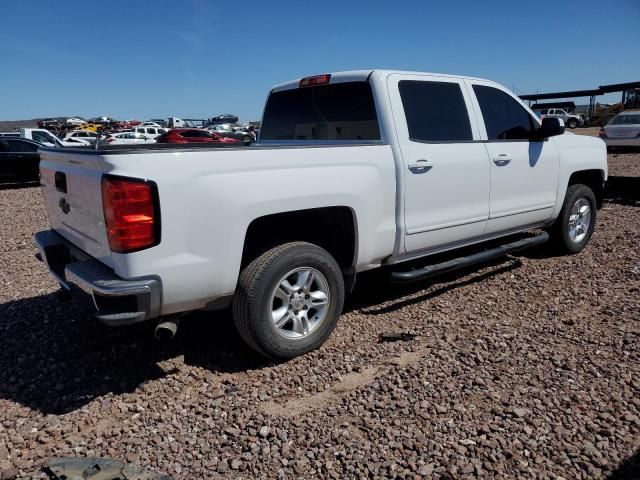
[0, 118, 43, 131]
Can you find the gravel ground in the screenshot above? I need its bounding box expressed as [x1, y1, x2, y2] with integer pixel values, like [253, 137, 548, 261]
[0, 151, 638, 480]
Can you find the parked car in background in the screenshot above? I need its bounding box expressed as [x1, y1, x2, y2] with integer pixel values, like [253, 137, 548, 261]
[87, 117, 115, 125]
[539, 108, 584, 129]
[65, 117, 86, 127]
[134, 126, 168, 139]
[0, 138, 40, 183]
[205, 124, 255, 143]
[34, 70, 607, 360]
[599, 111, 640, 147]
[63, 130, 99, 145]
[38, 118, 62, 129]
[156, 128, 240, 144]
[0, 128, 85, 147]
[209, 114, 239, 124]
[80, 123, 103, 132]
[63, 137, 92, 146]
[115, 120, 142, 130]
[138, 121, 164, 128]
[100, 132, 156, 145]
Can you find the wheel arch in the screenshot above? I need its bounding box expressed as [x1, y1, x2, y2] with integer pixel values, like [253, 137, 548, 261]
[568, 169, 606, 209]
[240, 206, 359, 290]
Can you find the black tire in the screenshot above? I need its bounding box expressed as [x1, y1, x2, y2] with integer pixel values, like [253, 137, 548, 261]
[567, 119, 578, 129]
[549, 184, 597, 254]
[232, 242, 345, 359]
[241, 135, 252, 144]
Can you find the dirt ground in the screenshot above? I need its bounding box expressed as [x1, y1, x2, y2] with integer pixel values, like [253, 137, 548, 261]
[0, 144, 638, 479]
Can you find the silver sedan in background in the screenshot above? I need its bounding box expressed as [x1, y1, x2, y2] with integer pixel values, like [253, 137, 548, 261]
[600, 111, 640, 147]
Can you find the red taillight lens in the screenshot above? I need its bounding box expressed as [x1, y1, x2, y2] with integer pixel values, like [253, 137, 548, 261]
[299, 74, 331, 88]
[101, 176, 159, 253]
[598, 128, 607, 138]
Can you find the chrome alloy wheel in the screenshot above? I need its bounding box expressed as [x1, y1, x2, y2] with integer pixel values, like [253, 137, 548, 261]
[270, 267, 330, 339]
[568, 198, 591, 243]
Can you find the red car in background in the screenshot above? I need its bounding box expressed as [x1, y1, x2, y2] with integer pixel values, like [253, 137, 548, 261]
[156, 129, 240, 144]
[115, 120, 142, 129]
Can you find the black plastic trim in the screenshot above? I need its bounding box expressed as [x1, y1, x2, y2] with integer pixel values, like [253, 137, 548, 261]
[407, 137, 548, 145]
[39, 141, 387, 156]
[390, 232, 549, 283]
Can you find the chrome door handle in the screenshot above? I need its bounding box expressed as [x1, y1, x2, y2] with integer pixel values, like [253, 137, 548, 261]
[493, 154, 512, 166]
[408, 159, 433, 173]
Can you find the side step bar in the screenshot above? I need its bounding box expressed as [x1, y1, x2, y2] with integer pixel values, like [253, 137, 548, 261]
[390, 232, 549, 284]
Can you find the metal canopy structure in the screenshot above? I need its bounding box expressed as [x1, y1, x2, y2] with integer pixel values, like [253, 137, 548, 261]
[530, 101, 576, 111]
[599, 81, 640, 93]
[520, 81, 640, 119]
[520, 89, 599, 101]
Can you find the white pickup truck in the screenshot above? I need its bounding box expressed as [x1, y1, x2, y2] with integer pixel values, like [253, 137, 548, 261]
[34, 70, 607, 359]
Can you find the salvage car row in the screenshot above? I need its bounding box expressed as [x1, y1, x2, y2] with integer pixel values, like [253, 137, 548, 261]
[0, 122, 255, 183]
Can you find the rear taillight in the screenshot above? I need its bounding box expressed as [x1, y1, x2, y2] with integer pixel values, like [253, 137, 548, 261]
[101, 176, 159, 253]
[598, 128, 607, 138]
[106, 137, 115, 143]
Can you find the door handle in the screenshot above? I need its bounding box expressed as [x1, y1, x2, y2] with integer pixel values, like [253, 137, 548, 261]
[408, 159, 433, 173]
[493, 154, 512, 166]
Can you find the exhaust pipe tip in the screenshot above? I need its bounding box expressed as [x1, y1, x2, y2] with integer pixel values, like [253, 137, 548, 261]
[154, 317, 180, 341]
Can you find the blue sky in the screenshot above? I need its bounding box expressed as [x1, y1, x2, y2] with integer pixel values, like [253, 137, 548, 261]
[0, 0, 638, 122]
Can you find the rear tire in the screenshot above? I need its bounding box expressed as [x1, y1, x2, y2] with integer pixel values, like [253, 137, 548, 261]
[233, 242, 345, 359]
[549, 184, 597, 254]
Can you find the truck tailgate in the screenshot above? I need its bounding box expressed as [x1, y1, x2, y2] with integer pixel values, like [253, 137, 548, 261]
[39, 149, 113, 267]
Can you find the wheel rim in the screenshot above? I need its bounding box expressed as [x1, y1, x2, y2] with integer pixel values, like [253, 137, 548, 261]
[568, 198, 591, 243]
[270, 267, 330, 340]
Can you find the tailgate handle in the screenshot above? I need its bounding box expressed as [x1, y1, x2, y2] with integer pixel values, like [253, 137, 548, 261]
[55, 171, 67, 193]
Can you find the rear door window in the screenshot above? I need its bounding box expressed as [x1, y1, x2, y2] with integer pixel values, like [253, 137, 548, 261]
[472, 85, 536, 141]
[260, 81, 380, 141]
[399, 80, 472, 142]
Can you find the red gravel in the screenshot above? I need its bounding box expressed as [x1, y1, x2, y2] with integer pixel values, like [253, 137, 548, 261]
[0, 150, 638, 479]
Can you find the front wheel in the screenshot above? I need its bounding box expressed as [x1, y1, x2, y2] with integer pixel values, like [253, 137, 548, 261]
[549, 184, 597, 254]
[567, 119, 578, 129]
[233, 242, 345, 359]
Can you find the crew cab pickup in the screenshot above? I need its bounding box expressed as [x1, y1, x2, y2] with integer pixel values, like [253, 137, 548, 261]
[34, 70, 607, 359]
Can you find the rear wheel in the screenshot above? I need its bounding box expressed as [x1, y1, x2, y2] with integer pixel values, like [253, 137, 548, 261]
[233, 242, 345, 359]
[549, 184, 596, 254]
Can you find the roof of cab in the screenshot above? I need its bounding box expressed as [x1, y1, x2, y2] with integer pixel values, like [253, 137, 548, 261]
[271, 69, 492, 92]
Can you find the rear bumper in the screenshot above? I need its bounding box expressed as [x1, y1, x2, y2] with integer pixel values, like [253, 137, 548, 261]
[34, 230, 161, 326]
[603, 138, 640, 147]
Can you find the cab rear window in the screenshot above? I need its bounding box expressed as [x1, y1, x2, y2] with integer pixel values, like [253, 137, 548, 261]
[260, 82, 380, 141]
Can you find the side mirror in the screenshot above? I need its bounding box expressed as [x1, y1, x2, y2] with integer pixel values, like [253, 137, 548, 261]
[539, 117, 565, 138]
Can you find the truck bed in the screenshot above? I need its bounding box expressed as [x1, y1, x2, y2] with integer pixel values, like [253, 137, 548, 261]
[37, 141, 397, 315]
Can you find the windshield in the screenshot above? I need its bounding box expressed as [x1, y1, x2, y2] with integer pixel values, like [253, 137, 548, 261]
[260, 82, 380, 141]
[610, 114, 640, 125]
[31, 130, 58, 144]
